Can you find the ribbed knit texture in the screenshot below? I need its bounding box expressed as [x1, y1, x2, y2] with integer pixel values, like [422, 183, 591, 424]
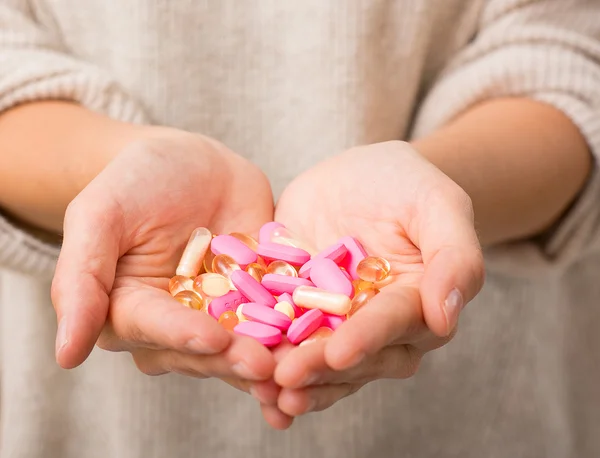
[0, 1, 599, 457]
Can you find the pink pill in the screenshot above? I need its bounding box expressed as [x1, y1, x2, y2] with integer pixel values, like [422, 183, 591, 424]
[322, 313, 346, 330]
[211, 235, 257, 267]
[230, 270, 277, 307]
[309, 258, 353, 296]
[261, 274, 313, 295]
[287, 309, 324, 344]
[338, 236, 368, 280]
[278, 292, 304, 317]
[298, 262, 312, 279]
[298, 243, 349, 278]
[234, 321, 282, 347]
[316, 242, 348, 264]
[259, 222, 284, 244]
[207, 290, 247, 319]
[340, 268, 353, 282]
[257, 242, 311, 266]
[242, 303, 292, 331]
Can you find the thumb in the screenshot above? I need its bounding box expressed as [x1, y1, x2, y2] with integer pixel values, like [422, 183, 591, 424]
[51, 195, 121, 369]
[417, 191, 485, 337]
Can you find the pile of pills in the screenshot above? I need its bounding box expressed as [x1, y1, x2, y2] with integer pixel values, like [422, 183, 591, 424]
[168, 223, 391, 347]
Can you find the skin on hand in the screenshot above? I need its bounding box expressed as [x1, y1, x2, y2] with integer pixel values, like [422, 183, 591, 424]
[260, 140, 485, 428]
[51, 130, 277, 383]
[257, 97, 592, 429]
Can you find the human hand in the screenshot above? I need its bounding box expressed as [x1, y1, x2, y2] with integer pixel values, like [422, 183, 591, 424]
[262, 141, 484, 428]
[51, 128, 276, 383]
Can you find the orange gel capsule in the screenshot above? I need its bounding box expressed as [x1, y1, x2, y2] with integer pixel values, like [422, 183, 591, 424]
[169, 275, 194, 296]
[300, 327, 333, 346]
[347, 287, 380, 318]
[218, 310, 239, 331]
[352, 279, 374, 295]
[176, 227, 212, 278]
[174, 290, 205, 311]
[256, 256, 268, 269]
[356, 256, 391, 283]
[193, 273, 231, 298]
[212, 254, 241, 279]
[266, 260, 298, 277]
[246, 262, 267, 282]
[230, 232, 259, 251]
[203, 249, 216, 273]
[270, 227, 317, 256]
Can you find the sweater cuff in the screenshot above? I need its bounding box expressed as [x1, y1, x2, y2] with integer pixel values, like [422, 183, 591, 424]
[411, 43, 600, 274]
[0, 216, 61, 278]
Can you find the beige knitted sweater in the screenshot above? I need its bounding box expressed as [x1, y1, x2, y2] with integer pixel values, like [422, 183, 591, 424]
[1, 1, 600, 457]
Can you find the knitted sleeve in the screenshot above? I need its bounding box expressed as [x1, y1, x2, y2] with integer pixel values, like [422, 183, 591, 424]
[0, 0, 149, 278]
[412, 0, 600, 273]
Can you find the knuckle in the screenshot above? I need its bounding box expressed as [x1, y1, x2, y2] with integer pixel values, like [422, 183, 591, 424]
[132, 352, 169, 376]
[96, 332, 123, 352]
[160, 307, 197, 349]
[119, 298, 152, 347]
[402, 346, 422, 378]
[386, 346, 422, 379]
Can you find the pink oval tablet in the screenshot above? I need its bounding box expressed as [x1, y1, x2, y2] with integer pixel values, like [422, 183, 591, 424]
[234, 321, 282, 347]
[316, 243, 348, 264]
[242, 302, 292, 331]
[287, 309, 324, 344]
[208, 290, 247, 319]
[322, 313, 346, 330]
[309, 258, 353, 296]
[257, 242, 311, 266]
[299, 242, 349, 279]
[230, 270, 277, 307]
[340, 268, 352, 282]
[278, 292, 304, 317]
[259, 222, 285, 245]
[338, 236, 368, 280]
[298, 261, 312, 279]
[261, 274, 313, 295]
[211, 235, 257, 267]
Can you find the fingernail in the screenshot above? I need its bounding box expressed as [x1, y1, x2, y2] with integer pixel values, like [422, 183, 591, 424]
[55, 318, 68, 357]
[185, 337, 218, 355]
[443, 288, 463, 335]
[232, 361, 261, 380]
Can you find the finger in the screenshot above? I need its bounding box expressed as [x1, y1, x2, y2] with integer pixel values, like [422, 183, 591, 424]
[220, 376, 251, 393]
[277, 341, 421, 388]
[260, 404, 294, 430]
[207, 376, 282, 406]
[417, 189, 485, 336]
[249, 379, 282, 405]
[101, 285, 230, 354]
[51, 197, 121, 369]
[271, 338, 295, 363]
[324, 284, 425, 370]
[274, 340, 328, 388]
[132, 334, 276, 381]
[277, 384, 359, 416]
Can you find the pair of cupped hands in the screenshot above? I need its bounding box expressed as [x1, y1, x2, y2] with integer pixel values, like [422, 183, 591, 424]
[51, 127, 484, 429]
